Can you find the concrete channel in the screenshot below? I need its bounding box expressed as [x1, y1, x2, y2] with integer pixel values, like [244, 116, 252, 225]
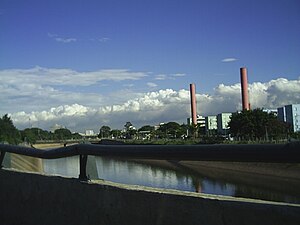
[1, 168, 300, 225]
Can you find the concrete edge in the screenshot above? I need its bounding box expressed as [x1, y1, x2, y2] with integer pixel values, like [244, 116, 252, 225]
[3, 167, 300, 208]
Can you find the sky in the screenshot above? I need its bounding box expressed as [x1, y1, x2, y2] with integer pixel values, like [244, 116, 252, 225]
[0, 0, 300, 132]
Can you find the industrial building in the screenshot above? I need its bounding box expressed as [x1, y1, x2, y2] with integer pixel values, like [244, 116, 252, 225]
[277, 104, 300, 132]
[188, 82, 232, 136]
[262, 109, 278, 115]
[205, 116, 218, 134]
[217, 113, 232, 135]
[187, 115, 205, 128]
[187, 114, 232, 136]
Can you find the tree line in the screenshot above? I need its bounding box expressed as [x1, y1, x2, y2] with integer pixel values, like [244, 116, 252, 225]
[228, 109, 291, 141]
[1, 109, 299, 145]
[100, 109, 299, 142]
[99, 121, 191, 140]
[0, 114, 81, 144]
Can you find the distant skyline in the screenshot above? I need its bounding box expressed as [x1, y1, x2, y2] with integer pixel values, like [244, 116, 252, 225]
[0, 0, 300, 132]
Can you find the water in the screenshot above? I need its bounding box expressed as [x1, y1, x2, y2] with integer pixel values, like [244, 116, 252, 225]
[93, 157, 300, 204]
[4, 153, 300, 204]
[95, 157, 236, 196]
[44, 156, 79, 178]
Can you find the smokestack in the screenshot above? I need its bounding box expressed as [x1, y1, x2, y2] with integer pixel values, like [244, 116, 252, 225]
[240, 67, 250, 110]
[190, 83, 197, 125]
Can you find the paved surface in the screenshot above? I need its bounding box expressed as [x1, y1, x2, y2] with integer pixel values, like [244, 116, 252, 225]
[1, 168, 300, 225]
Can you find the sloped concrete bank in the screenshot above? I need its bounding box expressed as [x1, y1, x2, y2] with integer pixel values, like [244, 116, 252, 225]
[129, 159, 300, 197]
[1, 168, 300, 225]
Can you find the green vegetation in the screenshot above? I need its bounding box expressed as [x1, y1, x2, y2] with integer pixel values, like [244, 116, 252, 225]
[21, 128, 52, 143]
[0, 114, 82, 144]
[1, 108, 298, 146]
[0, 114, 21, 144]
[229, 109, 289, 141]
[99, 126, 111, 138]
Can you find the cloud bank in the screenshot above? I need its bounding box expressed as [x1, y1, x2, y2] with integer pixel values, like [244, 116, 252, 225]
[0, 67, 299, 132]
[7, 80, 300, 132]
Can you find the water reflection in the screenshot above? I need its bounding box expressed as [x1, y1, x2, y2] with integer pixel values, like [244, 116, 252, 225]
[95, 156, 236, 196]
[43, 156, 79, 178]
[94, 157, 300, 204]
[3, 153, 300, 204]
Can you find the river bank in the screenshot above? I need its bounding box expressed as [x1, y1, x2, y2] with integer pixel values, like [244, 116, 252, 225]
[127, 159, 300, 199]
[4, 142, 300, 203]
[2, 168, 300, 225]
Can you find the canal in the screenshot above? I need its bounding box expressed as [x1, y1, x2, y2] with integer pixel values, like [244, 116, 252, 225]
[42, 155, 300, 204]
[3, 152, 300, 204]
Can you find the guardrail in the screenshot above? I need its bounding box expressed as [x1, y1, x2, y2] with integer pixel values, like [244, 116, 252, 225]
[1, 142, 300, 180]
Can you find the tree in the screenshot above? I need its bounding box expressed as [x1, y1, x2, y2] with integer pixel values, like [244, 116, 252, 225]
[124, 122, 133, 130]
[179, 124, 189, 138]
[158, 122, 181, 138]
[0, 114, 21, 144]
[111, 129, 122, 139]
[229, 109, 289, 141]
[99, 125, 111, 138]
[72, 132, 82, 140]
[138, 125, 155, 132]
[54, 128, 72, 140]
[21, 128, 51, 144]
[138, 125, 155, 140]
[123, 122, 136, 139]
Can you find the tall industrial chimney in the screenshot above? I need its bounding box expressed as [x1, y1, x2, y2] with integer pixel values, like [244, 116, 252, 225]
[240, 67, 250, 110]
[190, 83, 197, 125]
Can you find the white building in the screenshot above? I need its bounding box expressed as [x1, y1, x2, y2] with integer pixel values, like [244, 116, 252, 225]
[277, 104, 300, 132]
[85, 130, 95, 136]
[217, 113, 232, 135]
[187, 115, 206, 128]
[205, 116, 217, 133]
[262, 108, 278, 116]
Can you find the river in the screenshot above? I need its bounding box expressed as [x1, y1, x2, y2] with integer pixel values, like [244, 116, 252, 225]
[40, 155, 300, 204]
[3, 151, 299, 204]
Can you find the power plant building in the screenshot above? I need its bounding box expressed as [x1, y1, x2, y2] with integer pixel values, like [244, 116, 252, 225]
[187, 115, 206, 128]
[205, 116, 218, 132]
[277, 104, 300, 132]
[217, 113, 232, 135]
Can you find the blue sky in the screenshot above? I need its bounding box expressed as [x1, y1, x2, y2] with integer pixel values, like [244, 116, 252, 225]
[0, 0, 300, 131]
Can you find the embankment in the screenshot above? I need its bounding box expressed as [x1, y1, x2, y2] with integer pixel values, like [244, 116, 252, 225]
[1, 168, 300, 225]
[129, 159, 300, 198]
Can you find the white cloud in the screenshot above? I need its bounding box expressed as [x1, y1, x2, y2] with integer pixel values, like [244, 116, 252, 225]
[98, 37, 110, 42]
[154, 73, 186, 80]
[8, 89, 191, 131]
[47, 33, 57, 38]
[172, 73, 186, 77]
[221, 58, 238, 62]
[0, 66, 148, 114]
[123, 83, 134, 87]
[1, 66, 299, 132]
[155, 74, 168, 80]
[49, 33, 110, 43]
[54, 37, 77, 43]
[0, 66, 148, 87]
[48, 33, 76, 43]
[147, 82, 158, 88]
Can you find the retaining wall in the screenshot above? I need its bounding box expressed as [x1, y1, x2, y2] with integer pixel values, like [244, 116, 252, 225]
[1, 169, 300, 225]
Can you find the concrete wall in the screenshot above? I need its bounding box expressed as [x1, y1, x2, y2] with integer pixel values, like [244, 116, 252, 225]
[1, 169, 300, 225]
